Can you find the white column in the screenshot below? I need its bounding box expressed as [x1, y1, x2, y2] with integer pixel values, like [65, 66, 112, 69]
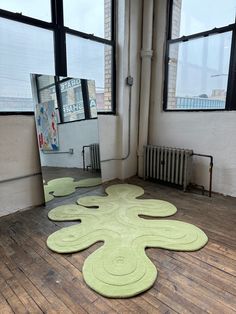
[138, 0, 154, 177]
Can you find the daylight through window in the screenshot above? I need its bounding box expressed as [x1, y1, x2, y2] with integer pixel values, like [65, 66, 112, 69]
[165, 0, 236, 111]
[0, 0, 115, 114]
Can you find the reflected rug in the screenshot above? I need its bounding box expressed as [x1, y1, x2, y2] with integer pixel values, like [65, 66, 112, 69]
[44, 177, 102, 202]
[46, 184, 208, 298]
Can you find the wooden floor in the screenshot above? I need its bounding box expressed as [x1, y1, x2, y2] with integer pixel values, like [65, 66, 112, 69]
[0, 176, 236, 313]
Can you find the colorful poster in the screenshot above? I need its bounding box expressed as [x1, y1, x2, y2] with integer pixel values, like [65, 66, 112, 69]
[35, 100, 59, 151]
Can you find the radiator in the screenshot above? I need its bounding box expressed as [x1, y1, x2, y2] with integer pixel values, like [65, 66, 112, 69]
[144, 145, 193, 191]
[89, 143, 101, 171]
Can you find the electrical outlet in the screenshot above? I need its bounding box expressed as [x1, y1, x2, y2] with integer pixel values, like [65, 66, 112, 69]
[126, 76, 134, 86]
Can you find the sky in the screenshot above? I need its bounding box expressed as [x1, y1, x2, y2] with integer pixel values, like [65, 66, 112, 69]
[0, 0, 235, 102]
[177, 0, 236, 37]
[172, 0, 236, 98]
[0, 0, 105, 36]
[0, 0, 106, 101]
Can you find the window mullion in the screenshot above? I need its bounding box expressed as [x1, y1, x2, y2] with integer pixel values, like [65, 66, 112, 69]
[51, 0, 67, 76]
[226, 24, 236, 110]
[81, 79, 91, 120]
[168, 24, 235, 45]
[55, 76, 64, 123]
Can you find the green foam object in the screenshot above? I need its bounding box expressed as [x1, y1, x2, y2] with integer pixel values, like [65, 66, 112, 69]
[44, 177, 102, 202]
[47, 184, 208, 298]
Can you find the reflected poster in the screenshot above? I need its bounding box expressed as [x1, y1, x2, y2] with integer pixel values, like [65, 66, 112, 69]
[35, 100, 59, 151]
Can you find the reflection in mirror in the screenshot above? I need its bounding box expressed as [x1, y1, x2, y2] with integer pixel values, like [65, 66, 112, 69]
[31, 74, 102, 203]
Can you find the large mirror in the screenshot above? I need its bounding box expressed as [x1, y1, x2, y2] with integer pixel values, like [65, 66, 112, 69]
[31, 74, 102, 203]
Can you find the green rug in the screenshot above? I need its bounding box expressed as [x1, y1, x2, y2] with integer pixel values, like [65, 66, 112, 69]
[44, 177, 102, 202]
[47, 184, 208, 298]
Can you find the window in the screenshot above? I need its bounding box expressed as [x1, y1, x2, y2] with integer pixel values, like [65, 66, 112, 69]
[67, 35, 113, 111]
[0, 18, 54, 112]
[171, 0, 236, 39]
[63, 0, 111, 39]
[64, 0, 114, 112]
[164, 0, 236, 111]
[0, 0, 51, 21]
[37, 75, 58, 108]
[0, 0, 115, 114]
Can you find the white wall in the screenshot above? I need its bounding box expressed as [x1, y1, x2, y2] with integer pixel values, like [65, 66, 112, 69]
[99, 114, 121, 181]
[0, 115, 44, 217]
[119, 0, 142, 179]
[149, 0, 236, 196]
[40, 119, 99, 168]
[100, 0, 142, 181]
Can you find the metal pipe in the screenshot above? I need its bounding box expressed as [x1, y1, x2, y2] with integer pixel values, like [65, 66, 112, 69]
[192, 153, 213, 197]
[42, 148, 74, 155]
[100, 86, 132, 162]
[0, 172, 42, 184]
[137, 0, 154, 177]
[100, 0, 132, 163]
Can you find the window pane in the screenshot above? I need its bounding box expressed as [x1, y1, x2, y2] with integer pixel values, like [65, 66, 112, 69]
[38, 79, 58, 109]
[167, 32, 232, 110]
[63, 0, 112, 39]
[37, 75, 55, 89]
[172, 0, 236, 38]
[66, 34, 112, 111]
[59, 78, 85, 122]
[87, 80, 98, 118]
[0, 0, 51, 22]
[39, 85, 57, 105]
[0, 18, 55, 112]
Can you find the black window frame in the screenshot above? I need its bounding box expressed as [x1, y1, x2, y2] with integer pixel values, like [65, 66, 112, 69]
[163, 0, 236, 112]
[0, 0, 116, 115]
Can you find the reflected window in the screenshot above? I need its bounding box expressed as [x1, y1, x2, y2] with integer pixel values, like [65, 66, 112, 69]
[35, 75, 97, 123]
[74, 86, 83, 103]
[37, 77, 58, 108]
[59, 78, 85, 122]
[61, 91, 68, 106]
[87, 80, 98, 118]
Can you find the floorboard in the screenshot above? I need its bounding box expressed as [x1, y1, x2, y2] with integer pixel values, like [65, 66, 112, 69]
[0, 175, 236, 313]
